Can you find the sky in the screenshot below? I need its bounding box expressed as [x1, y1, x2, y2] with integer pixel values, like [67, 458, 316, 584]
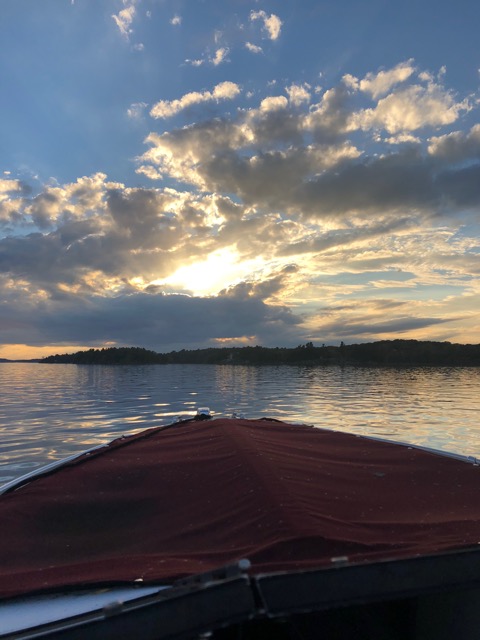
[1, 0, 479, 359]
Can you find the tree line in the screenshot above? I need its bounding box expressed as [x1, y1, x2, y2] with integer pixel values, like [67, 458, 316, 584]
[40, 340, 480, 366]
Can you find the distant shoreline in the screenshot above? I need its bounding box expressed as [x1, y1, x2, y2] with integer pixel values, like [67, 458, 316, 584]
[0, 359, 41, 364]
[36, 340, 480, 367]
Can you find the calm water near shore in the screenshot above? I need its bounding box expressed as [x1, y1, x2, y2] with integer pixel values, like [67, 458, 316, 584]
[1, 363, 479, 485]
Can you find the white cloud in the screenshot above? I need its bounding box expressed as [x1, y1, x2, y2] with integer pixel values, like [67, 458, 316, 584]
[384, 133, 421, 144]
[245, 42, 263, 54]
[346, 60, 416, 99]
[352, 83, 471, 134]
[250, 10, 282, 41]
[170, 15, 181, 26]
[184, 48, 230, 68]
[127, 102, 148, 120]
[112, 1, 138, 39]
[135, 165, 163, 180]
[286, 83, 311, 106]
[342, 73, 359, 91]
[342, 62, 473, 138]
[150, 81, 241, 119]
[212, 47, 229, 66]
[213, 79, 241, 99]
[259, 95, 288, 112]
[418, 71, 434, 83]
[0, 178, 22, 199]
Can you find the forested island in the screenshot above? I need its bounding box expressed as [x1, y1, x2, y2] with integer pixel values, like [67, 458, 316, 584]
[40, 340, 480, 366]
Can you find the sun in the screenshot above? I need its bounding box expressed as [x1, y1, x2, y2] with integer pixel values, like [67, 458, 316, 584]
[158, 249, 262, 296]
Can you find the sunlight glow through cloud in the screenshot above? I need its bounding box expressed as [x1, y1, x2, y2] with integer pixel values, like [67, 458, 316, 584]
[155, 249, 263, 296]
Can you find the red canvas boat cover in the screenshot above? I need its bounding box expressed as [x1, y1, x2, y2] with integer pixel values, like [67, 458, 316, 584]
[1, 417, 480, 599]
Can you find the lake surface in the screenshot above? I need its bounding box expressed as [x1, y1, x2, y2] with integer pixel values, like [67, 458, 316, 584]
[1, 363, 479, 485]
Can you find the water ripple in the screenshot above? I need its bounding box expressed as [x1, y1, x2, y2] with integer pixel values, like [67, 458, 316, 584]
[0, 363, 479, 483]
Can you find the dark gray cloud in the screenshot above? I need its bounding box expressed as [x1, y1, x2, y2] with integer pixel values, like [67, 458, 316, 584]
[437, 164, 480, 210]
[247, 107, 305, 147]
[295, 148, 436, 217]
[428, 125, 480, 164]
[199, 142, 480, 221]
[0, 288, 303, 352]
[219, 264, 300, 300]
[305, 84, 354, 143]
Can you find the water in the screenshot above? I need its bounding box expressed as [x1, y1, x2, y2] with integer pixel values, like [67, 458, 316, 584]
[1, 363, 479, 485]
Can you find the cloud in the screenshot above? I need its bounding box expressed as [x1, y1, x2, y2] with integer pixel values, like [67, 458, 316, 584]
[278, 217, 414, 257]
[294, 149, 438, 217]
[1, 159, 478, 353]
[141, 86, 361, 203]
[250, 10, 282, 41]
[259, 96, 288, 112]
[2, 175, 301, 302]
[150, 81, 241, 119]
[0, 178, 23, 201]
[302, 84, 354, 141]
[139, 63, 480, 228]
[185, 47, 230, 67]
[344, 60, 416, 98]
[0, 179, 29, 228]
[127, 102, 148, 120]
[185, 58, 204, 67]
[384, 133, 421, 145]
[245, 42, 263, 54]
[352, 82, 471, 134]
[2, 60, 479, 353]
[135, 165, 163, 180]
[428, 123, 480, 163]
[309, 310, 455, 342]
[0, 280, 302, 352]
[286, 83, 311, 107]
[436, 164, 480, 210]
[0, 175, 198, 292]
[341, 62, 473, 138]
[171, 8, 281, 73]
[212, 47, 229, 66]
[112, 1, 138, 39]
[170, 15, 181, 26]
